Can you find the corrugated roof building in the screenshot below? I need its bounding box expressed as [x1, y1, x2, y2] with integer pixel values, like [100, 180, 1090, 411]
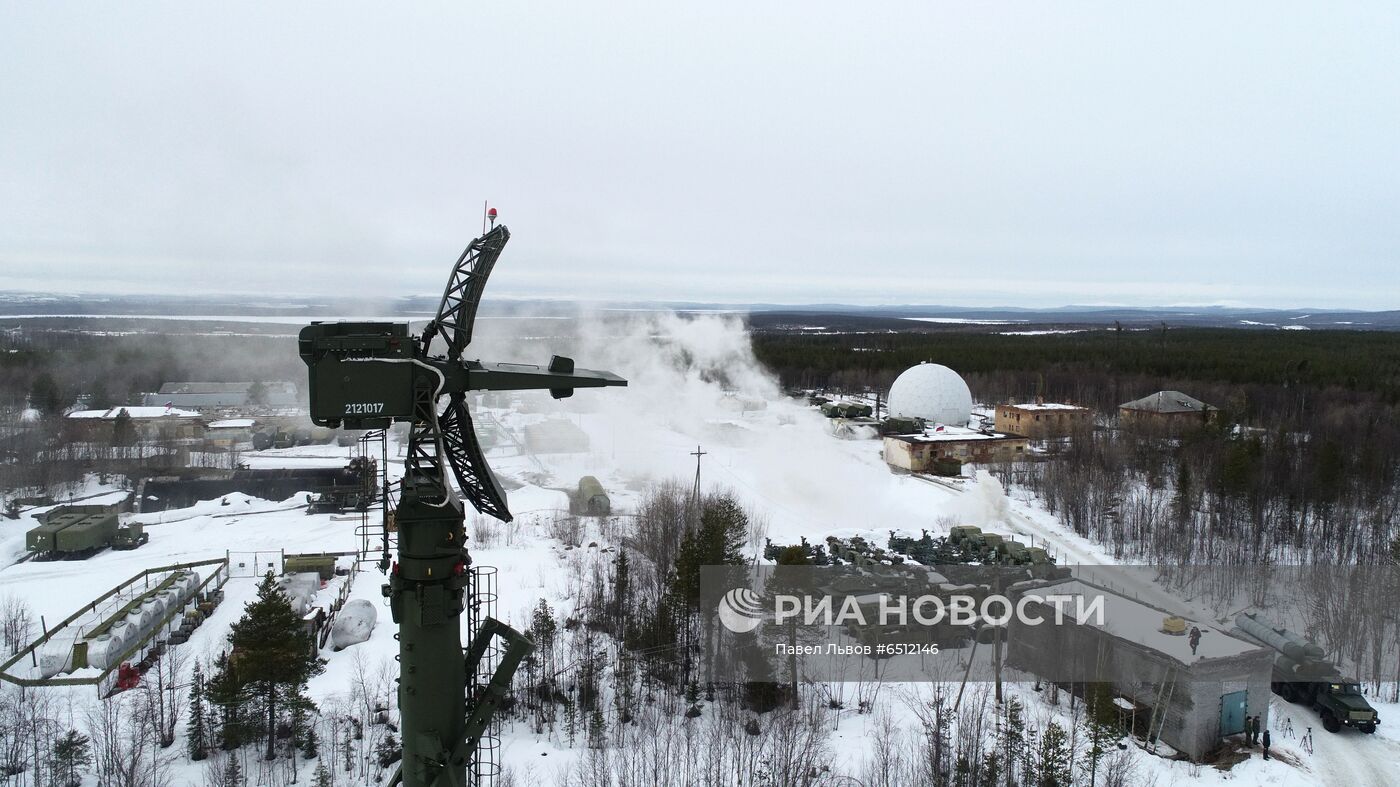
[142, 381, 299, 409]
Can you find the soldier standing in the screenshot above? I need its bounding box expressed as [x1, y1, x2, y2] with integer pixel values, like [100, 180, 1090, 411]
[1263, 728, 1272, 760]
[1245, 714, 1255, 745]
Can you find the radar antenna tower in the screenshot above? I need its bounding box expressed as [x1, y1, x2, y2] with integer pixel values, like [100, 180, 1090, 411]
[299, 221, 626, 787]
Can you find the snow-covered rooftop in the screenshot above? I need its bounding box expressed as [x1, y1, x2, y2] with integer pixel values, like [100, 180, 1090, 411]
[1000, 402, 1090, 412]
[208, 418, 256, 428]
[887, 425, 1023, 443]
[1037, 579, 1263, 664]
[68, 406, 202, 420]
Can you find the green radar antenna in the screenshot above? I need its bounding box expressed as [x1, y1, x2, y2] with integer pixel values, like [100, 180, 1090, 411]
[298, 221, 626, 786]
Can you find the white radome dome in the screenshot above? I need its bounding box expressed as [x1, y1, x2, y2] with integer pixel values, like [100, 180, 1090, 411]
[887, 363, 973, 426]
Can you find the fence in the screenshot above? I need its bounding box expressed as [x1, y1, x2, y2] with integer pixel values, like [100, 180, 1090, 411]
[0, 557, 230, 696]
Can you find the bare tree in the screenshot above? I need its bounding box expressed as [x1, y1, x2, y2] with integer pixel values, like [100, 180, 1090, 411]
[0, 597, 32, 658]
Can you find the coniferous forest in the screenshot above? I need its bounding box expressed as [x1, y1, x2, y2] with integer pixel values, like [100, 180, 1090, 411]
[752, 325, 1400, 566]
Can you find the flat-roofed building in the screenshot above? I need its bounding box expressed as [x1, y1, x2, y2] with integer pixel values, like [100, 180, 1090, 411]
[883, 425, 1029, 472]
[995, 401, 1093, 438]
[1008, 577, 1274, 761]
[67, 406, 205, 442]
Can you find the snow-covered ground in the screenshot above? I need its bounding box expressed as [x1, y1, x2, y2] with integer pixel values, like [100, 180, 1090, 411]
[0, 312, 1391, 785]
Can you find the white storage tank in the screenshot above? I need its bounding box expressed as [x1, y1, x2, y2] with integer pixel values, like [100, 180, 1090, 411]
[125, 607, 152, 637]
[177, 571, 201, 601]
[37, 643, 71, 678]
[331, 600, 378, 650]
[104, 620, 132, 664]
[87, 634, 122, 670]
[141, 597, 165, 628]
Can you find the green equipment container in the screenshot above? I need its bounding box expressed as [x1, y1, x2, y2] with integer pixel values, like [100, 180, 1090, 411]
[284, 554, 338, 580]
[26, 510, 85, 553]
[998, 539, 1030, 563]
[53, 513, 118, 554]
[949, 525, 982, 544]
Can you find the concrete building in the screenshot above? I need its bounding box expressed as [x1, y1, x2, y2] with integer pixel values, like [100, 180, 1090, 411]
[883, 426, 1029, 472]
[994, 402, 1093, 439]
[67, 407, 205, 442]
[1008, 578, 1274, 761]
[1119, 391, 1220, 431]
[143, 381, 299, 410]
[205, 418, 257, 449]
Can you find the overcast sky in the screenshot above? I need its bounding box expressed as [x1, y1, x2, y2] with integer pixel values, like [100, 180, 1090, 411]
[2, 2, 1397, 308]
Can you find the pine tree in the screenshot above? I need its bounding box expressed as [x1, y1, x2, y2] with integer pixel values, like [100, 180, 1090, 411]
[111, 408, 136, 447]
[206, 650, 246, 751]
[375, 732, 401, 768]
[28, 372, 64, 418]
[223, 753, 245, 787]
[1080, 684, 1118, 786]
[312, 759, 332, 787]
[587, 707, 606, 749]
[953, 754, 972, 787]
[227, 572, 324, 761]
[977, 751, 1001, 787]
[188, 662, 210, 761]
[610, 549, 631, 631]
[1036, 721, 1071, 787]
[997, 696, 1027, 786]
[49, 729, 90, 787]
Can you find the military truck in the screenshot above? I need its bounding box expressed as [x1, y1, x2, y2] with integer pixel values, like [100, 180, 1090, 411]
[1235, 612, 1379, 733]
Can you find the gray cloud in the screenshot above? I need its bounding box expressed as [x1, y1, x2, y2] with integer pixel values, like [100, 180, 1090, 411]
[2, 2, 1397, 307]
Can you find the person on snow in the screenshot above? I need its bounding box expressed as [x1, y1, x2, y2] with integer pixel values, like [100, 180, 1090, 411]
[1189, 626, 1202, 655]
[1263, 727, 1272, 760]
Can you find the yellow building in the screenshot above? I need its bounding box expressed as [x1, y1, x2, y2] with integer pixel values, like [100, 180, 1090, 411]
[994, 402, 1093, 439]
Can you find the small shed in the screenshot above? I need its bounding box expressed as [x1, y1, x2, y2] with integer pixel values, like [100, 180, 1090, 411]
[577, 476, 610, 516]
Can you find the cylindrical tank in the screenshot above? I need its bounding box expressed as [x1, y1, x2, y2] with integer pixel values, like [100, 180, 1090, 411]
[141, 597, 165, 627]
[1234, 612, 1327, 662]
[1232, 607, 1327, 660]
[125, 606, 152, 636]
[178, 571, 201, 601]
[105, 620, 131, 662]
[87, 634, 121, 670]
[37, 643, 71, 678]
[331, 599, 379, 650]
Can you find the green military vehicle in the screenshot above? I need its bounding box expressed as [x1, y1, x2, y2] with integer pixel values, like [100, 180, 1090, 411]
[27, 505, 143, 559]
[112, 524, 148, 550]
[1235, 612, 1379, 733]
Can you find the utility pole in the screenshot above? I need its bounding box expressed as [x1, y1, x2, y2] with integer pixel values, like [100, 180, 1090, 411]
[690, 445, 707, 503]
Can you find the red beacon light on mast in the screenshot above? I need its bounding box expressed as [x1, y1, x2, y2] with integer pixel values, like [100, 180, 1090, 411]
[487, 207, 498, 229]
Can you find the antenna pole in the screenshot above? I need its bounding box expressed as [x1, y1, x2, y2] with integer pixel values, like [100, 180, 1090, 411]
[482, 200, 488, 235]
[690, 445, 707, 502]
